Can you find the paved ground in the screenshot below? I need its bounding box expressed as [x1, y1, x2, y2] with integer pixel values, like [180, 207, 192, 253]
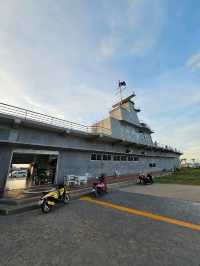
[0, 190, 200, 266]
[120, 183, 200, 202]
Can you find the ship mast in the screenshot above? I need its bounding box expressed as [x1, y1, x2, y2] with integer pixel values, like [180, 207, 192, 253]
[117, 80, 126, 104]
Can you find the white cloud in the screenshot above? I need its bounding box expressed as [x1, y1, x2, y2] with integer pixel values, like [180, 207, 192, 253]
[97, 0, 166, 59]
[186, 51, 200, 70]
[135, 78, 200, 160]
[157, 122, 200, 160]
[0, 0, 165, 121]
[0, 69, 27, 106]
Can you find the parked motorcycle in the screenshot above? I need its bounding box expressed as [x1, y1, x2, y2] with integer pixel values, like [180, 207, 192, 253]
[137, 173, 154, 185]
[92, 174, 107, 197]
[38, 184, 70, 213]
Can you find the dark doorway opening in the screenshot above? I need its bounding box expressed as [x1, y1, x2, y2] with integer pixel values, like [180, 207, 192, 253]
[6, 152, 58, 190]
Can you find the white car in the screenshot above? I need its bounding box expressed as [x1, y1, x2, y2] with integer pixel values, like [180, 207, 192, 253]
[9, 170, 27, 178]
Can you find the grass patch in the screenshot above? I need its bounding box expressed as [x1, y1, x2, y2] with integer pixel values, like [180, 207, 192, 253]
[154, 168, 200, 185]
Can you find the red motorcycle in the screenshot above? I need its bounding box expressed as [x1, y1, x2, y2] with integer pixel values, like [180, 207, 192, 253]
[92, 174, 107, 197]
[138, 173, 154, 185]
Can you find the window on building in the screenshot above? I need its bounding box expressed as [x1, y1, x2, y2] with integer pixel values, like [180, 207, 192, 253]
[128, 155, 134, 161]
[103, 154, 108, 161]
[134, 157, 139, 161]
[113, 155, 120, 161]
[121, 155, 127, 161]
[149, 163, 156, 167]
[97, 154, 102, 160]
[91, 154, 97, 160]
[107, 154, 112, 161]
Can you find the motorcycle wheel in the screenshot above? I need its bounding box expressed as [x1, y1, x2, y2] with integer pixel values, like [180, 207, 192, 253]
[63, 193, 70, 204]
[41, 202, 52, 213]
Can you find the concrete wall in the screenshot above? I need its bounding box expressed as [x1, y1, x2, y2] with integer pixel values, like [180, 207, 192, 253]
[93, 117, 111, 135]
[0, 123, 165, 157]
[120, 101, 140, 124]
[0, 141, 180, 191]
[0, 144, 12, 192]
[101, 102, 153, 146]
[110, 102, 140, 126]
[110, 107, 122, 120]
[121, 107, 140, 125]
[110, 117, 153, 146]
[56, 149, 180, 184]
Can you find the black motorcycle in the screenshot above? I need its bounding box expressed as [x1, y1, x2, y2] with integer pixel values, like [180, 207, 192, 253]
[138, 173, 154, 185]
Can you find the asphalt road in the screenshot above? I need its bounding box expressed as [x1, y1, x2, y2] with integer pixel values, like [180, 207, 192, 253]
[0, 190, 200, 266]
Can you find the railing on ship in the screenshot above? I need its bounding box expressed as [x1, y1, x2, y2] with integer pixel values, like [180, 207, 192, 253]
[0, 102, 111, 135]
[152, 142, 181, 154]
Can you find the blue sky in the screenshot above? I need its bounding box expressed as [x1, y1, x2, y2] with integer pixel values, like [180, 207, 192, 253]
[0, 0, 200, 159]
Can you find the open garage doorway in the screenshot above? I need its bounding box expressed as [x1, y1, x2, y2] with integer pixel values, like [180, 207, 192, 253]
[6, 150, 59, 190]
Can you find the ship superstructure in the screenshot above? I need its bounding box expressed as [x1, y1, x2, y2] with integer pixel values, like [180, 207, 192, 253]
[0, 89, 181, 192]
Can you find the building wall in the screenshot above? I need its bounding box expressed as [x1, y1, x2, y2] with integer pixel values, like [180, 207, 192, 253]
[56, 149, 180, 184]
[0, 117, 181, 191]
[92, 117, 111, 135]
[0, 123, 170, 158]
[0, 141, 180, 191]
[97, 102, 153, 146]
[0, 120, 179, 160]
[110, 102, 140, 126]
[109, 117, 153, 146]
[121, 106, 140, 125]
[121, 122, 153, 145]
[110, 107, 122, 120]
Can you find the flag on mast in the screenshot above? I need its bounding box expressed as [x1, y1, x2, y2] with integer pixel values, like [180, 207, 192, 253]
[117, 80, 127, 103]
[118, 81, 126, 87]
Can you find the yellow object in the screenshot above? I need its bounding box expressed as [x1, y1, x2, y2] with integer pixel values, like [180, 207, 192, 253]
[80, 196, 200, 232]
[47, 201, 55, 206]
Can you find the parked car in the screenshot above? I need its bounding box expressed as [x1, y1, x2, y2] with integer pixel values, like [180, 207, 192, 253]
[9, 170, 27, 178]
